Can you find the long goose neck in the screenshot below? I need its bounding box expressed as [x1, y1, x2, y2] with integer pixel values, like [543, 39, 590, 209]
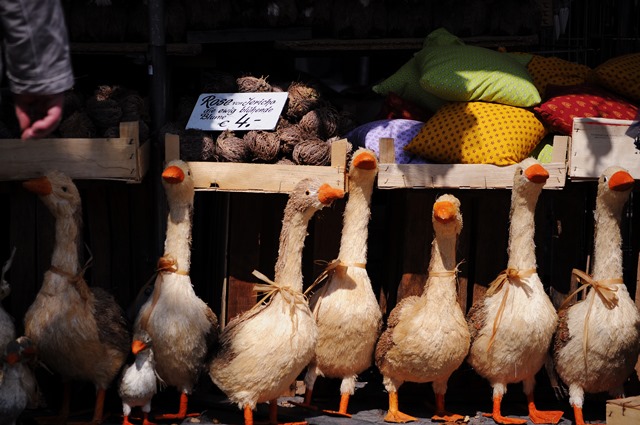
[164, 202, 193, 273]
[51, 211, 81, 275]
[591, 193, 625, 281]
[338, 177, 373, 263]
[424, 231, 458, 301]
[274, 208, 314, 291]
[507, 186, 540, 270]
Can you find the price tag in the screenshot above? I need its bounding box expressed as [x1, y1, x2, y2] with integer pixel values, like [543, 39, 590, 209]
[186, 92, 288, 131]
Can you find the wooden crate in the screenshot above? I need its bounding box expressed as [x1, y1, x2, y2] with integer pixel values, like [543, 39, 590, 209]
[607, 395, 640, 425]
[568, 117, 640, 181]
[164, 133, 348, 193]
[376, 135, 568, 190]
[0, 121, 149, 183]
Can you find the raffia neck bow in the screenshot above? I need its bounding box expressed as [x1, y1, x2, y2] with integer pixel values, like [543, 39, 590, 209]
[307, 259, 367, 295]
[157, 255, 188, 276]
[560, 269, 623, 371]
[49, 253, 94, 301]
[486, 267, 536, 352]
[251, 270, 308, 320]
[428, 260, 464, 279]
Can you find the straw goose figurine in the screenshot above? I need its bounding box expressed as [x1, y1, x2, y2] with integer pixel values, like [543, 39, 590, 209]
[119, 329, 158, 425]
[23, 171, 130, 425]
[208, 178, 345, 425]
[134, 159, 218, 420]
[0, 248, 16, 356]
[301, 148, 382, 416]
[0, 339, 29, 425]
[466, 158, 564, 425]
[375, 193, 469, 423]
[553, 166, 640, 425]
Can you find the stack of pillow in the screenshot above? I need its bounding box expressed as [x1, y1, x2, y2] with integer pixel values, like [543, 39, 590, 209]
[348, 27, 640, 165]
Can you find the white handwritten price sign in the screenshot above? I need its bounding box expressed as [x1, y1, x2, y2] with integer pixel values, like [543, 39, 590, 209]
[186, 92, 288, 131]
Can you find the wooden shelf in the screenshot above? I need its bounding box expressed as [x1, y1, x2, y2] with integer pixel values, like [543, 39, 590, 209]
[376, 136, 568, 190]
[70, 43, 202, 56]
[0, 121, 149, 183]
[164, 133, 347, 193]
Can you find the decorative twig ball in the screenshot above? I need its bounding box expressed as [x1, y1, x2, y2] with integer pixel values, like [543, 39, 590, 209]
[236, 75, 273, 93]
[202, 70, 238, 93]
[119, 93, 146, 122]
[62, 90, 85, 120]
[299, 106, 339, 139]
[216, 130, 249, 163]
[58, 111, 97, 138]
[278, 124, 305, 156]
[85, 85, 123, 131]
[285, 81, 323, 120]
[292, 137, 331, 166]
[179, 129, 216, 161]
[245, 130, 280, 162]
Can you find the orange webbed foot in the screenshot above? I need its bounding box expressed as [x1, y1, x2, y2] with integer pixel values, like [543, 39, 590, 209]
[321, 408, 352, 418]
[432, 412, 465, 422]
[528, 408, 564, 424]
[384, 410, 417, 423]
[483, 413, 527, 425]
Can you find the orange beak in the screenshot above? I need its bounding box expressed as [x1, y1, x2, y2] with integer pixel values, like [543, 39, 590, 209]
[131, 340, 147, 355]
[4, 352, 20, 365]
[524, 163, 549, 184]
[318, 184, 345, 205]
[162, 165, 185, 184]
[433, 201, 457, 224]
[609, 170, 634, 192]
[353, 151, 377, 170]
[23, 176, 52, 195]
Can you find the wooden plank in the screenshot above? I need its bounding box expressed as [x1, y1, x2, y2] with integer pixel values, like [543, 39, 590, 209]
[0, 121, 147, 183]
[377, 136, 567, 190]
[164, 134, 348, 193]
[71, 43, 202, 56]
[568, 118, 640, 180]
[606, 395, 640, 425]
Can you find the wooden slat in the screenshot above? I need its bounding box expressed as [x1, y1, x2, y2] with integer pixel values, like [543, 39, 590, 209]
[606, 395, 640, 425]
[0, 121, 147, 183]
[164, 133, 348, 193]
[377, 136, 568, 190]
[568, 118, 640, 181]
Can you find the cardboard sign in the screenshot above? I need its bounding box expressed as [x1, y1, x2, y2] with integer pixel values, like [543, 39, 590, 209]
[186, 92, 288, 131]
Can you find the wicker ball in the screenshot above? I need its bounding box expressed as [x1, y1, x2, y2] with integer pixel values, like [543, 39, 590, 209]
[298, 106, 339, 139]
[278, 124, 305, 156]
[337, 110, 358, 136]
[86, 86, 123, 131]
[246, 130, 280, 162]
[285, 81, 322, 120]
[236, 75, 273, 93]
[62, 90, 85, 120]
[58, 111, 97, 138]
[180, 129, 216, 161]
[292, 137, 331, 166]
[119, 93, 146, 122]
[216, 130, 249, 163]
[277, 157, 295, 165]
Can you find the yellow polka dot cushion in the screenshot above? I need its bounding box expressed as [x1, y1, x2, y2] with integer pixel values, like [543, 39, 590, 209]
[404, 102, 547, 165]
[594, 53, 640, 102]
[414, 28, 541, 107]
[526, 55, 592, 99]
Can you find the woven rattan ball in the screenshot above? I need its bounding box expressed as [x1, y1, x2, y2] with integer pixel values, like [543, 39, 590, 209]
[248, 130, 280, 162]
[85, 86, 123, 130]
[278, 124, 305, 156]
[236, 75, 273, 93]
[216, 130, 249, 163]
[180, 129, 216, 161]
[120, 93, 146, 122]
[299, 106, 339, 139]
[292, 137, 331, 166]
[285, 81, 322, 120]
[58, 111, 97, 138]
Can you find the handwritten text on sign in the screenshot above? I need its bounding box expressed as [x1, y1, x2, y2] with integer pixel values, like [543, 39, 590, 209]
[186, 92, 288, 131]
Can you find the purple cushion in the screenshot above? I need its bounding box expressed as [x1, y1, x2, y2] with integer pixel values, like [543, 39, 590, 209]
[346, 119, 430, 164]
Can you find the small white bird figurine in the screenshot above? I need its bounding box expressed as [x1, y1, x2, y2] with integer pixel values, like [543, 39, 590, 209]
[375, 193, 469, 423]
[119, 329, 159, 425]
[0, 339, 29, 425]
[553, 166, 640, 425]
[466, 158, 564, 424]
[208, 178, 345, 425]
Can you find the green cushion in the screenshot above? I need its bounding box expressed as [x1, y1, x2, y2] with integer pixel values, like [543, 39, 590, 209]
[415, 29, 541, 107]
[372, 57, 446, 113]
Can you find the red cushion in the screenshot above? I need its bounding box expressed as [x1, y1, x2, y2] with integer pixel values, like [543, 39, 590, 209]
[377, 92, 434, 122]
[534, 84, 639, 135]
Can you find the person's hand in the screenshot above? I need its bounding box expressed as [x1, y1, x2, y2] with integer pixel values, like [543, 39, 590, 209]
[13, 92, 65, 139]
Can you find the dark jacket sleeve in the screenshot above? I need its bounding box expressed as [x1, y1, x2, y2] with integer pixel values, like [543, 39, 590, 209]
[0, 0, 74, 95]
